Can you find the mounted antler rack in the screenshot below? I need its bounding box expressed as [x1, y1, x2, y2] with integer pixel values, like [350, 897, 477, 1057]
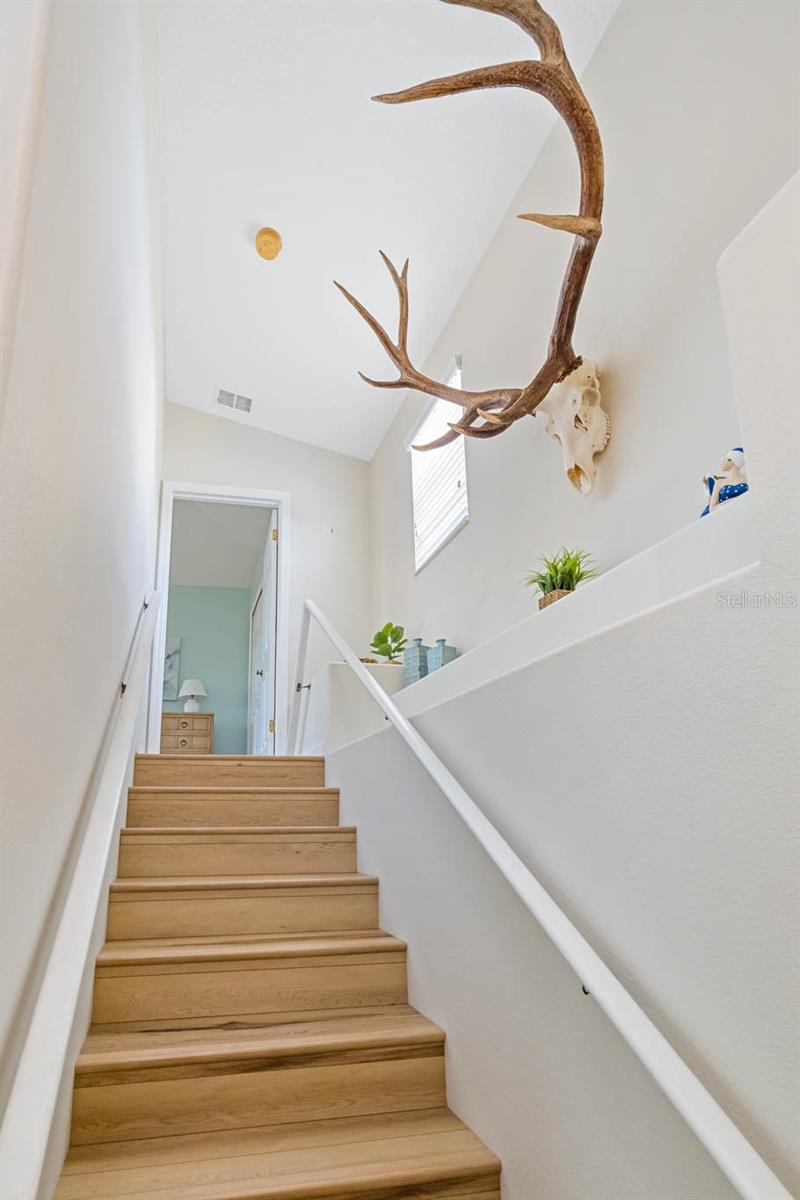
[335, 0, 604, 454]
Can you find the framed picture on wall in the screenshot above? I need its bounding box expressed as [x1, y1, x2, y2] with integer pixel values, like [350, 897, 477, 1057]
[163, 636, 181, 701]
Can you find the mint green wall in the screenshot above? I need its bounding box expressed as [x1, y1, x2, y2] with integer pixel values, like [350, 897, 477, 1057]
[164, 585, 251, 754]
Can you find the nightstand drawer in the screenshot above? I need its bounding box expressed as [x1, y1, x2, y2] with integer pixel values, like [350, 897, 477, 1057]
[162, 713, 213, 733]
[161, 714, 214, 754]
[162, 715, 192, 734]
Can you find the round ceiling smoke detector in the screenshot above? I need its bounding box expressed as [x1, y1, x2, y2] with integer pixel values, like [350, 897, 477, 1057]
[255, 227, 282, 260]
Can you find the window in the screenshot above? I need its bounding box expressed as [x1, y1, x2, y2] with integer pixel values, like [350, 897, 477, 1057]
[407, 358, 469, 572]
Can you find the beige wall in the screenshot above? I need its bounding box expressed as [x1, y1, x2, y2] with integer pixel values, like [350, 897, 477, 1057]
[368, 0, 800, 653]
[162, 402, 372, 691]
[0, 0, 164, 1095]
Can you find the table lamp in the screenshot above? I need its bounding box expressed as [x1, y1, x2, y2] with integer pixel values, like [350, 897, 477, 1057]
[178, 679, 207, 713]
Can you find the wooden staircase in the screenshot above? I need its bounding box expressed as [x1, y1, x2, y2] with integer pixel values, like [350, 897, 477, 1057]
[55, 754, 500, 1200]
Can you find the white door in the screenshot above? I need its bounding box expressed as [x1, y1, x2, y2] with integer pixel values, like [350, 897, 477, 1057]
[248, 589, 268, 753]
[247, 512, 279, 754]
[263, 514, 279, 749]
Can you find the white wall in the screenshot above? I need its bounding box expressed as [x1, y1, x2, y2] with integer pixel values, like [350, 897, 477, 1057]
[0, 0, 52, 409]
[329, 175, 800, 1199]
[163, 402, 372, 684]
[368, 0, 800, 654]
[300, 662, 404, 755]
[0, 0, 164, 1106]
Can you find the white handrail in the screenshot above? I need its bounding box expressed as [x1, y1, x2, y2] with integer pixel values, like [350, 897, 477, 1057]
[289, 598, 792, 1200]
[0, 592, 161, 1200]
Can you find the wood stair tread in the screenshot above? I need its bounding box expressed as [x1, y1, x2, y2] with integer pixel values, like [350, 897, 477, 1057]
[110, 872, 377, 892]
[56, 1108, 500, 1200]
[96, 931, 406, 966]
[121, 825, 354, 835]
[128, 787, 340, 795]
[136, 755, 325, 763]
[78, 1008, 441, 1073]
[95, 927, 385, 949]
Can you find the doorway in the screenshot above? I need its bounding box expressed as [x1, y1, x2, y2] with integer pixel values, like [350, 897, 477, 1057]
[148, 483, 290, 755]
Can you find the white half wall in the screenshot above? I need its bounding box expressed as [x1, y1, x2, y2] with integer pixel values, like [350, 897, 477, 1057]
[368, 0, 800, 655]
[0, 0, 164, 1109]
[328, 175, 800, 1197]
[162, 402, 372, 684]
[332, 732, 742, 1200]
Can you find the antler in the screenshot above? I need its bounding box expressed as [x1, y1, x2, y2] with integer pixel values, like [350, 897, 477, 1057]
[334, 253, 520, 449]
[336, 0, 603, 448]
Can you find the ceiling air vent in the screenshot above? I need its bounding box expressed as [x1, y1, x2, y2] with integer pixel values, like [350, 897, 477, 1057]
[215, 388, 253, 415]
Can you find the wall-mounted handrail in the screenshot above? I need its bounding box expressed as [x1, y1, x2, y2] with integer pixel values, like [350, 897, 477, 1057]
[289, 597, 792, 1200]
[0, 592, 161, 1200]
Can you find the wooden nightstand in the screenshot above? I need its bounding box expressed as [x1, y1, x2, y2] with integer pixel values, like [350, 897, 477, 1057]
[161, 712, 214, 754]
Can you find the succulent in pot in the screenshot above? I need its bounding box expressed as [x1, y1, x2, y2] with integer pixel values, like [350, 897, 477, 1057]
[526, 547, 597, 610]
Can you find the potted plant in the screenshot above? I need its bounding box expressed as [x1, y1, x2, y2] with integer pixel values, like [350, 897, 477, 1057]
[526, 547, 597, 610]
[368, 622, 408, 664]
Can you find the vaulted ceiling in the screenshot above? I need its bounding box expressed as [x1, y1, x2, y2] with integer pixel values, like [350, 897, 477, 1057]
[158, 0, 618, 460]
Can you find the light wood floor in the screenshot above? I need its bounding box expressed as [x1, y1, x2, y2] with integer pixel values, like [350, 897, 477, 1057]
[55, 754, 500, 1199]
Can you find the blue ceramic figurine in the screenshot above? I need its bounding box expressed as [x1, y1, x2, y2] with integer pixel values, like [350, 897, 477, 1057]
[701, 448, 748, 517]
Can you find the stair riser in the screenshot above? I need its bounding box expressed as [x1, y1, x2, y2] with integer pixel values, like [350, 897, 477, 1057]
[57, 1179, 499, 1200]
[452, 1192, 502, 1199]
[126, 798, 339, 827]
[445, 1192, 501, 1199]
[107, 888, 379, 940]
[71, 1054, 445, 1145]
[92, 955, 407, 1025]
[118, 836, 356, 877]
[133, 758, 324, 788]
[57, 1172, 498, 1200]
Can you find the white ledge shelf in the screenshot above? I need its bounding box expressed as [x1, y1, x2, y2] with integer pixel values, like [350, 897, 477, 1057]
[394, 495, 758, 721]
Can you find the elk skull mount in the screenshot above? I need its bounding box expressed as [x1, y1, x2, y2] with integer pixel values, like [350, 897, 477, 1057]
[335, 0, 610, 490]
[535, 361, 610, 494]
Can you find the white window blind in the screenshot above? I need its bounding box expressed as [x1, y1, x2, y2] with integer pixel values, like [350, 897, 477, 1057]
[407, 359, 469, 572]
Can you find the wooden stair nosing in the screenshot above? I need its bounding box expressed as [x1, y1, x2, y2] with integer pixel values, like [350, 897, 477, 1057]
[96, 932, 406, 968]
[110, 873, 377, 894]
[135, 755, 326, 763]
[88, 1001, 413, 1036]
[120, 825, 355, 837]
[76, 1011, 443, 1077]
[94, 928, 385, 949]
[127, 786, 340, 796]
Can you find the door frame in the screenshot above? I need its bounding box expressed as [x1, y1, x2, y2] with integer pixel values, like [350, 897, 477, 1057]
[147, 481, 291, 754]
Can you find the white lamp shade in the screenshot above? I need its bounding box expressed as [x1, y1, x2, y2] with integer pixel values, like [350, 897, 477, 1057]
[179, 679, 207, 698]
